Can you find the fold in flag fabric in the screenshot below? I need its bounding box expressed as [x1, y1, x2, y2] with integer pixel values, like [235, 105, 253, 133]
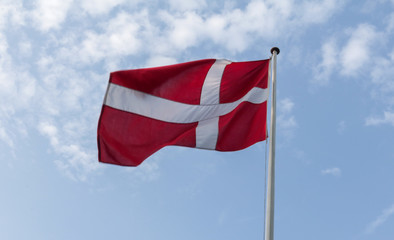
[97, 58, 270, 166]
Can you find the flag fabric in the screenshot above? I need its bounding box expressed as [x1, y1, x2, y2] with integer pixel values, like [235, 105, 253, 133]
[97, 58, 270, 166]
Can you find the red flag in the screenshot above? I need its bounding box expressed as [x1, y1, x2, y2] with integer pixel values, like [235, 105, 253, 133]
[97, 58, 270, 166]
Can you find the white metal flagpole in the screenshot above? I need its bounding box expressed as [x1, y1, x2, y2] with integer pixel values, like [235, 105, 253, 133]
[265, 47, 280, 240]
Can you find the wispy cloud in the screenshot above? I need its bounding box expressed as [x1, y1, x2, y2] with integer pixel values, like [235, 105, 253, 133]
[59, 0, 345, 63]
[313, 23, 382, 82]
[0, 34, 36, 114]
[313, 19, 394, 126]
[72, 11, 144, 65]
[31, 0, 74, 32]
[124, 157, 161, 183]
[159, 0, 343, 54]
[277, 98, 297, 140]
[0, 0, 26, 29]
[79, 0, 128, 16]
[387, 12, 394, 33]
[370, 50, 394, 105]
[340, 24, 379, 76]
[38, 121, 100, 181]
[365, 111, 394, 126]
[0, 124, 14, 148]
[168, 0, 207, 11]
[321, 167, 341, 176]
[145, 56, 178, 68]
[365, 203, 394, 234]
[299, 0, 343, 24]
[313, 38, 338, 86]
[0, 30, 37, 153]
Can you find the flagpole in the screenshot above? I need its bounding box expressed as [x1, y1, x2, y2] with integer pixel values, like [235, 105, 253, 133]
[265, 47, 280, 240]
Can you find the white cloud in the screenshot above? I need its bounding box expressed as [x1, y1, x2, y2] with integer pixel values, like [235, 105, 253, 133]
[0, 34, 34, 149]
[366, 111, 394, 126]
[56, 144, 98, 181]
[321, 167, 341, 176]
[38, 121, 59, 146]
[161, 11, 205, 51]
[386, 12, 394, 33]
[0, 0, 25, 29]
[33, 65, 104, 181]
[0, 34, 37, 113]
[42, 0, 345, 67]
[31, 0, 74, 32]
[32, 44, 106, 182]
[277, 98, 297, 139]
[0, 124, 14, 148]
[145, 56, 178, 68]
[299, 0, 343, 24]
[340, 24, 378, 76]
[313, 23, 385, 85]
[64, 11, 145, 65]
[369, 50, 394, 105]
[80, 0, 126, 15]
[127, 159, 160, 182]
[211, 0, 283, 52]
[366, 203, 394, 234]
[313, 38, 338, 85]
[312, 17, 394, 130]
[38, 121, 99, 181]
[168, 0, 207, 11]
[18, 40, 32, 57]
[157, 0, 343, 54]
[279, 98, 295, 113]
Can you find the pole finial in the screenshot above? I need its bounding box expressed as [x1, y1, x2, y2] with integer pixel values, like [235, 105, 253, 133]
[270, 47, 280, 55]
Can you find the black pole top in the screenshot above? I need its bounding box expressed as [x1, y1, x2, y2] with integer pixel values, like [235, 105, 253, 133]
[270, 47, 280, 55]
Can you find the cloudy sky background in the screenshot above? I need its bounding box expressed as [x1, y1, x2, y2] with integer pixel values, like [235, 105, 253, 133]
[1, 0, 394, 239]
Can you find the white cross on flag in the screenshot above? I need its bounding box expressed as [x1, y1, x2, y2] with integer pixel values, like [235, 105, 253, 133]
[97, 58, 270, 166]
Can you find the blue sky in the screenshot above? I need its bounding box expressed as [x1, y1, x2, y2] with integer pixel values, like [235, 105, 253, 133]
[1, 0, 394, 239]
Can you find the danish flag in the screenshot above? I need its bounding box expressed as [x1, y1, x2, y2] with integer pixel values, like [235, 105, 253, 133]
[98, 58, 270, 166]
